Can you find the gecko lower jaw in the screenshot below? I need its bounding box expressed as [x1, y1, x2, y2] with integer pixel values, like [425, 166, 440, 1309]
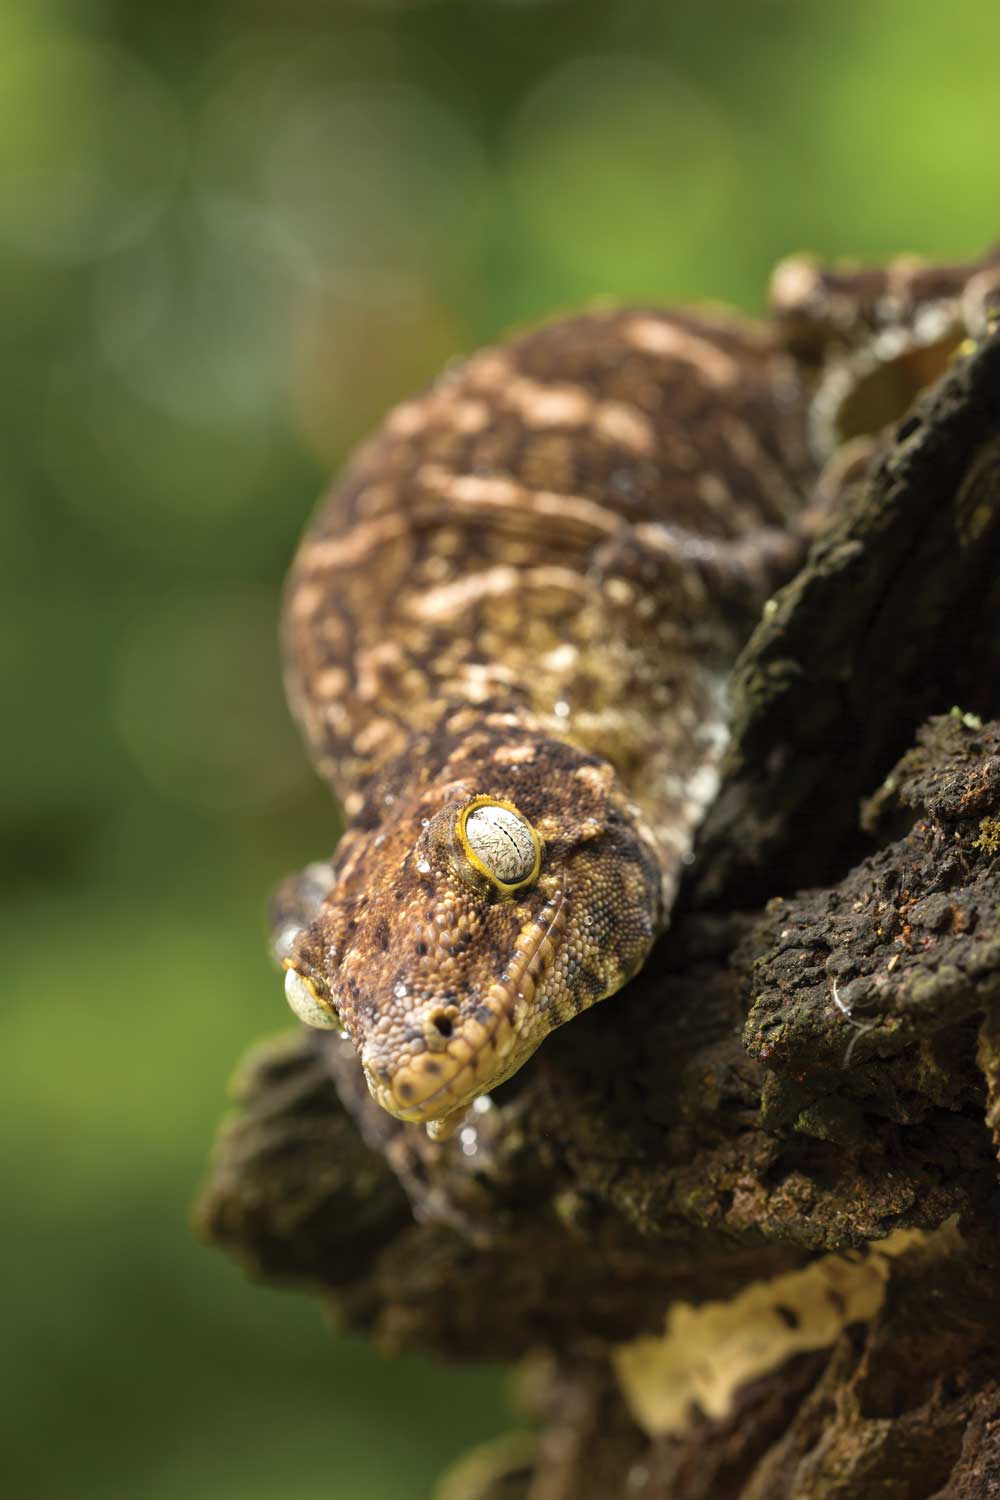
[363, 1020, 511, 1125]
[361, 881, 568, 1125]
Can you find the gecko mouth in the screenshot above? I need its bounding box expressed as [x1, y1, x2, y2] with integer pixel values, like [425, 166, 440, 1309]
[365, 879, 568, 1126]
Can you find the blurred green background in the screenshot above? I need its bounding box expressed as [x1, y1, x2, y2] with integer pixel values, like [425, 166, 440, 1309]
[3, 0, 998, 1495]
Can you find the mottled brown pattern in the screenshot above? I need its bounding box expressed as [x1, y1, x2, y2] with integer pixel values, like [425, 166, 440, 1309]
[770, 243, 1000, 452]
[770, 244, 1000, 358]
[277, 304, 816, 1134]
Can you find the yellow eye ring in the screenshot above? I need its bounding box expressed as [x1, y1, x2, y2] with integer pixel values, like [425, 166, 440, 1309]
[455, 796, 542, 894]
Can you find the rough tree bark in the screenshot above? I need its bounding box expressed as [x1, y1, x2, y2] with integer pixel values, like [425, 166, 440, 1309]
[195, 323, 1000, 1499]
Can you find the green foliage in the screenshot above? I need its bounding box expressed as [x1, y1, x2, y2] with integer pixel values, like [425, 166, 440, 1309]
[4, 0, 1000, 1494]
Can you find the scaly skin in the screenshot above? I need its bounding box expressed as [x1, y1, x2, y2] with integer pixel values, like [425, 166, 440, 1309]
[275, 304, 814, 1136]
[277, 250, 999, 1138]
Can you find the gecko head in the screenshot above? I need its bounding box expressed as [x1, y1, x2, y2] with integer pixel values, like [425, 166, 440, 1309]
[281, 740, 662, 1130]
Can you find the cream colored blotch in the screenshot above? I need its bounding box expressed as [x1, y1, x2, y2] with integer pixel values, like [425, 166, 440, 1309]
[614, 1218, 962, 1437]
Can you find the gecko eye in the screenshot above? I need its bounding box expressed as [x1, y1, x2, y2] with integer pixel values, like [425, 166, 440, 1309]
[456, 797, 542, 894]
[283, 965, 343, 1031]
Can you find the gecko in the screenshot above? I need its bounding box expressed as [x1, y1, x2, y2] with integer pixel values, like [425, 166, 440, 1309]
[273, 248, 999, 1140]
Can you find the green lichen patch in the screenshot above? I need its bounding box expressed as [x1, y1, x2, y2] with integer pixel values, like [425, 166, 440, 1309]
[974, 814, 1000, 855]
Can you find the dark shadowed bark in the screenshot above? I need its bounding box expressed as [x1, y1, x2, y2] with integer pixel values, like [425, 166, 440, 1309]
[195, 327, 1000, 1499]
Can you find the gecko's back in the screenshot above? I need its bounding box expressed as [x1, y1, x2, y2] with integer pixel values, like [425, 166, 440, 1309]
[284, 307, 812, 814]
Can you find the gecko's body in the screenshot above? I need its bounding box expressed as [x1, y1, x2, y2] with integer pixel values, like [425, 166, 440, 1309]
[277, 306, 813, 1134]
[276, 255, 996, 1137]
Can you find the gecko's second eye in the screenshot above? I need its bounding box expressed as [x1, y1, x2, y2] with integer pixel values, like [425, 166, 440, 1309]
[456, 797, 542, 894]
[283, 965, 343, 1031]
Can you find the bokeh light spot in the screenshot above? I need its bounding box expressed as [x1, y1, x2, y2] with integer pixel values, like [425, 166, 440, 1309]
[264, 81, 489, 274]
[42, 360, 281, 562]
[93, 200, 305, 424]
[290, 276, 466, 462]
[113, 588, 308, 814]
[506, 56, 736, 295]
[0, 35, 184, 262]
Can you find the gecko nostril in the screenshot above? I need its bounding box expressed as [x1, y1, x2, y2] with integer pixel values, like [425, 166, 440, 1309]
[429, 1011, 453, 1038]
